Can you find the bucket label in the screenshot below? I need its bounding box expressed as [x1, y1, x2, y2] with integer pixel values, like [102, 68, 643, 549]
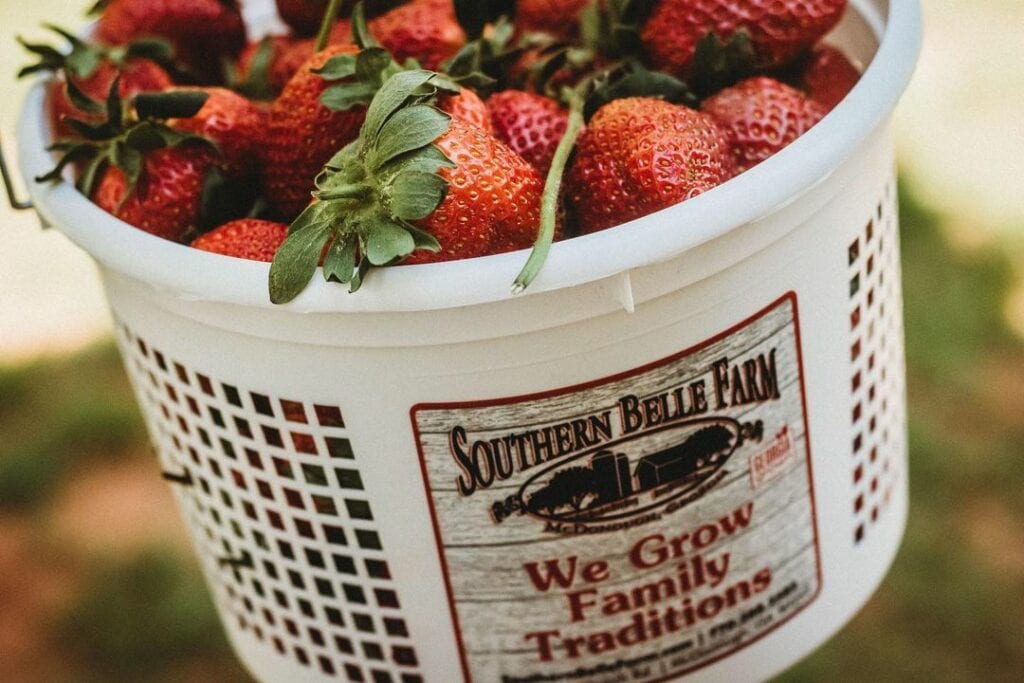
[411, 293, 820, 682]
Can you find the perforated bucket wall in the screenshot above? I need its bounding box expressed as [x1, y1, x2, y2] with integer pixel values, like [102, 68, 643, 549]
[118, 333, 425, 683]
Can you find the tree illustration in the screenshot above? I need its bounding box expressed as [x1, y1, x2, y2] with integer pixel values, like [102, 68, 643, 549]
[683, 426, 734, 466]
[528, 467, 599, 516]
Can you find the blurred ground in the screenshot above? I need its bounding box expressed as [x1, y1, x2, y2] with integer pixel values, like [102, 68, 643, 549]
[1, 183, 1021, 681]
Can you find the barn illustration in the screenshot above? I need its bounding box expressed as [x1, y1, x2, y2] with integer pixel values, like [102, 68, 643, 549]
[526, 425, 735, 517]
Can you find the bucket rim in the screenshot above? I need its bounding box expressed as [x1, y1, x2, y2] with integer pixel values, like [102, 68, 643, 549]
[16, 0, 921, 314]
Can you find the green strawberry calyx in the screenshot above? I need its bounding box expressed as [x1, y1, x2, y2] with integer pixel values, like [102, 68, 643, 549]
[269, 69, 460, 303]
[312, 2, 421, 112]
[37, 81, 214, 199]
[18, 24, 176, 82]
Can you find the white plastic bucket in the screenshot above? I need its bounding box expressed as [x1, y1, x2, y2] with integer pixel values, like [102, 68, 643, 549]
[15, 0, 921, 680]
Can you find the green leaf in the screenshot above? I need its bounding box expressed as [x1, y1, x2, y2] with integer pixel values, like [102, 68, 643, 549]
[16, 38, 64, 64]
[362, 69, 438, 141]
[197, 166, 259, 232]
[320, 82, 380, 111]
[364, 217, 415, 265]
[348, 255, 370, 292]
[325, 141, 361, 171]
[34, 143, 96, 183]
[369, 104, 450, 169]
[112, 140, 143, 188]
[386, 144, 455, 176]
[75, 152, 110, 197]
[105, 76, 123, 130]
[269, 219, 335, 304]
[65, 118, 115, 141]
[133, 90, 210, 120]
[86, 0, 111, 16]
[402, 223, 442, 251]
[387, 171, 447, 220]
[355, 48, 394, 83]
[65, 48, 102, 79]
[63, 79, 105, 115]
[690, 29, 758, 96]
[230, 37, 276, 101]
[124, 121, 168, 152]
[315, 54, 358, 81]
[322, 236, 358, 283]
[584, 66, 698, 119]
[17, 63, 57, 78]
[124, 38, 176, 67]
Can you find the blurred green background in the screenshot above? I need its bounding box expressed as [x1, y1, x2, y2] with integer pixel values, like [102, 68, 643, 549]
[1, 0, 1023, 681]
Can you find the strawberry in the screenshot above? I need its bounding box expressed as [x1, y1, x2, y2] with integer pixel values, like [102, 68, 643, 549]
[701, 76, 826, 172]
[566, 97, 736, 234]
[192, 219, 290, 261]
[801, 44, 860, 110]
[261, 43, 367, 220]
[516, 0, 592, 39]
[439, 88, 492, 133]
[95, 0, 247, 82]
[268, 70, 544, 302]
[169, 87, 265, 177]
[37, 87, 258, 241]
[18, 27, 174, 137]
[404, 117, 543, 264]
[93, 145, 221, 241]
[487, 90, 568, 174]
[369, 0, 466, 70]
[642, 0, 847, 78]
[263, 34, 493, 221]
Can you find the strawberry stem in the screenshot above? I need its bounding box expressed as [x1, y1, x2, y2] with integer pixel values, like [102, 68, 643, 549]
[512, 90, 586, 295]
[317, 183, 373, 201]
[315, 0, 347, 52]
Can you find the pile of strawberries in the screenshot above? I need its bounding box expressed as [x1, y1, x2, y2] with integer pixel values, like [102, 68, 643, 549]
[22, 0, 861, 302]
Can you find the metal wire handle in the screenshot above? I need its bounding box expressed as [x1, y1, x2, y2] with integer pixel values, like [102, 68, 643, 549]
[0, 131, 33, 211]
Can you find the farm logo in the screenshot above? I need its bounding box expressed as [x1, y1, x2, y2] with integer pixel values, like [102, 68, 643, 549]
[492, 417, 766, 535]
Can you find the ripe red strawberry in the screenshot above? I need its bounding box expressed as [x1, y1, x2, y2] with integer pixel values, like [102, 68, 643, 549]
[369, 0, 466, 70]
[93, 145, 221, 240]
[267, 71, 545, 302]
[17, 28, 174, 137]
[261, 44, 367, 220]
[642, 0, 847, 77]
[96, 0, 247, 82]
[516, 0, 592, 39]
[487, 90, 568, 174]
[701, 76, 826, 172]
[404, 117, 544, 263]
[192, 219, 290, 261]
[169, 87, 265, 177]
[567, 97, 736, 234]
[438, 88, 492, 134]
[37, 86, 255, 242]
[802, 44, 860, 110]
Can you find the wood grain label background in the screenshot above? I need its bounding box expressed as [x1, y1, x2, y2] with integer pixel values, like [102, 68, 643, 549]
[411, 294, 821, 682]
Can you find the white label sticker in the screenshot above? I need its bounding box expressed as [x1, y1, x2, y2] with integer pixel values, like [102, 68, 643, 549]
[412, 294, 821, 682]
